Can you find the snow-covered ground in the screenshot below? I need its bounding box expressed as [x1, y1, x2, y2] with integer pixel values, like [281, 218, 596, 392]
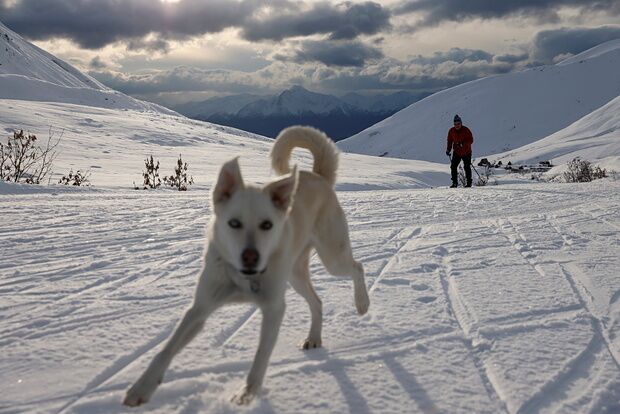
[1, 179, 619, 414]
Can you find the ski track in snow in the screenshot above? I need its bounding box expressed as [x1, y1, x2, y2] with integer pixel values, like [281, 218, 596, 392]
[1, 181, 619, 413]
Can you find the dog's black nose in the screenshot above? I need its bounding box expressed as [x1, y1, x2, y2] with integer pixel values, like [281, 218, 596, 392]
[242, 248, 260, 268]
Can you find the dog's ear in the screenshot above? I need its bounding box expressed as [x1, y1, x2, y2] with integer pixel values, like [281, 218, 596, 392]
[213, 157, 244, 204]
[264, 165, 298, 211]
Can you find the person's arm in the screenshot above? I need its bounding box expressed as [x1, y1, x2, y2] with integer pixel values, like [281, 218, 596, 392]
[466, 128, 474, 145]
[446, 130, 453, 154]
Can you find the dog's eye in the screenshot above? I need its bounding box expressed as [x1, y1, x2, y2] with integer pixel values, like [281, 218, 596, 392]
[259, 220, 273, 231]
[228, 219, 242, 229]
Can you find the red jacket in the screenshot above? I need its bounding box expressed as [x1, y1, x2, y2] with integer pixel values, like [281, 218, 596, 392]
[446, 126, 473, 157]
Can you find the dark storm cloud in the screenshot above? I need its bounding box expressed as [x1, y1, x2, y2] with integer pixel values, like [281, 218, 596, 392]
[241, 1, 391, 41]
[277, 40, 384, 67]
[494, 53, 530, 64]
[531, 25, 620, 63]
[393, 0, 620, 28]
[0, 0, 391, 49]
[410, 48, 493, 65]
[0, 0, 259, 48]
[126, 37, 171, 54]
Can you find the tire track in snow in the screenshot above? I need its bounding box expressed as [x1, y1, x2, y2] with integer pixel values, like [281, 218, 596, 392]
[584, 203, 620, 231]
[368, 226, 423, 294]
[560, 264, 620, 368]
[495, 215, 620, 411]
[437, 222, 509, 413]
[215, 305, 259, 348]
[513, 213, 620, 366]
[515, 332, 609, 414]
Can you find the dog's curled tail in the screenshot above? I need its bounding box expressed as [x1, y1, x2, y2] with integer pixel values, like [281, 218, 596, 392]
[271, 126, 339, 187]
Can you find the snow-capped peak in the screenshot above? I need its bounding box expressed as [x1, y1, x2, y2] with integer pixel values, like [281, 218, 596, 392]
[238, 85, 355, 116]
[0, 20, 175, 114]
[0, 21, 106, 90]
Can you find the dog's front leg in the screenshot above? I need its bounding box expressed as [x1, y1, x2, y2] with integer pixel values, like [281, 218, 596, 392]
[231, 300, 286, 405]
[124, 278, 233, 407]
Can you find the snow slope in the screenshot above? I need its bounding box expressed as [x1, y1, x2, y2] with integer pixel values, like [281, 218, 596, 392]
[492, 95, 620, 170]
[0, 99, 448, 191]
[0, 22, 175, 114]
[1, 180, 619, 414]
[339, 39, 620, 164]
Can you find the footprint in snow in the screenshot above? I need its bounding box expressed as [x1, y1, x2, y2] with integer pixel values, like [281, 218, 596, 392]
[411, 283, 430, 291]
[432, 246, 448, 257]
[380, 278, 410, 286]
[417, 296, 437, 303]
[419, 263, 440, 272]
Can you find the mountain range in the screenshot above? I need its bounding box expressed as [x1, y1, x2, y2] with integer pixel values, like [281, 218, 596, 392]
[173, 86, 427, 141]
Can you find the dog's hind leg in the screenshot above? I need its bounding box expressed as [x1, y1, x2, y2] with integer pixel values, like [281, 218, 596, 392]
[123, 269, 235, 407]
[290, 246, 323, 349]
[313, 203, 370, 315]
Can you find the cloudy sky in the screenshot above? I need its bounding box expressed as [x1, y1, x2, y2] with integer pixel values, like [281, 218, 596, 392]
[2, 0, 619, 105]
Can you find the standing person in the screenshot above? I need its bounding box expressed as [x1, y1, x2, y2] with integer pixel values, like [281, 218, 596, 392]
[446, 114, 474, 188]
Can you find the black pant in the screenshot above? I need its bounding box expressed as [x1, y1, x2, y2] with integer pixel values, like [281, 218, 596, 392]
[451, 153, 472, 185]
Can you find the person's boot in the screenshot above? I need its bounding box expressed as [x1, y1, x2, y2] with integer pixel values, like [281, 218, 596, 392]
[450, 182, 457, 188]
[465, 180, 472, 188]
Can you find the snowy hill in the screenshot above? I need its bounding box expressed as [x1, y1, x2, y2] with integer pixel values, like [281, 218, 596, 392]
[339, 39, 620, 164]
[0, 22, 175, 114]
[493, 94, 620, 169]
[0, 99, 448, 191]
[340, 90, 428, 113]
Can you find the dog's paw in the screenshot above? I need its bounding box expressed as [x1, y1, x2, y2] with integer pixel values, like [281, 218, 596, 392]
[300, 337, 322, 350]
[355, 288, 370, 315]
[123, 376, 161, 407]
[231, 384, 259, 405]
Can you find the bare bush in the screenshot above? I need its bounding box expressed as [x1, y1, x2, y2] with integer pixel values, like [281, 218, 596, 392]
[135, 155, 161, 190]
[163, 154, 194, 191]
[0, 129, 61, 184]
[59, 169, 91, 186]
[563, 157, 607, 183]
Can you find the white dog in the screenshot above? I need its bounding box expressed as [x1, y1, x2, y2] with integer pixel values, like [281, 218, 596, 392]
[123, 126, 370, 407]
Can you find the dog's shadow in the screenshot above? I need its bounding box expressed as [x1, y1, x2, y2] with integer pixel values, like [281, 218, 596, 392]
[295, 348, 373, 414]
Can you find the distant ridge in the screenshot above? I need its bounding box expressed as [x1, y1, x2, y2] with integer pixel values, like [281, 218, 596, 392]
[173, 86, 425, 140]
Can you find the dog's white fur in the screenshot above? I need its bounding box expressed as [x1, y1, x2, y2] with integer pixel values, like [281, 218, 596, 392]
[123, 126, 370, 407]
